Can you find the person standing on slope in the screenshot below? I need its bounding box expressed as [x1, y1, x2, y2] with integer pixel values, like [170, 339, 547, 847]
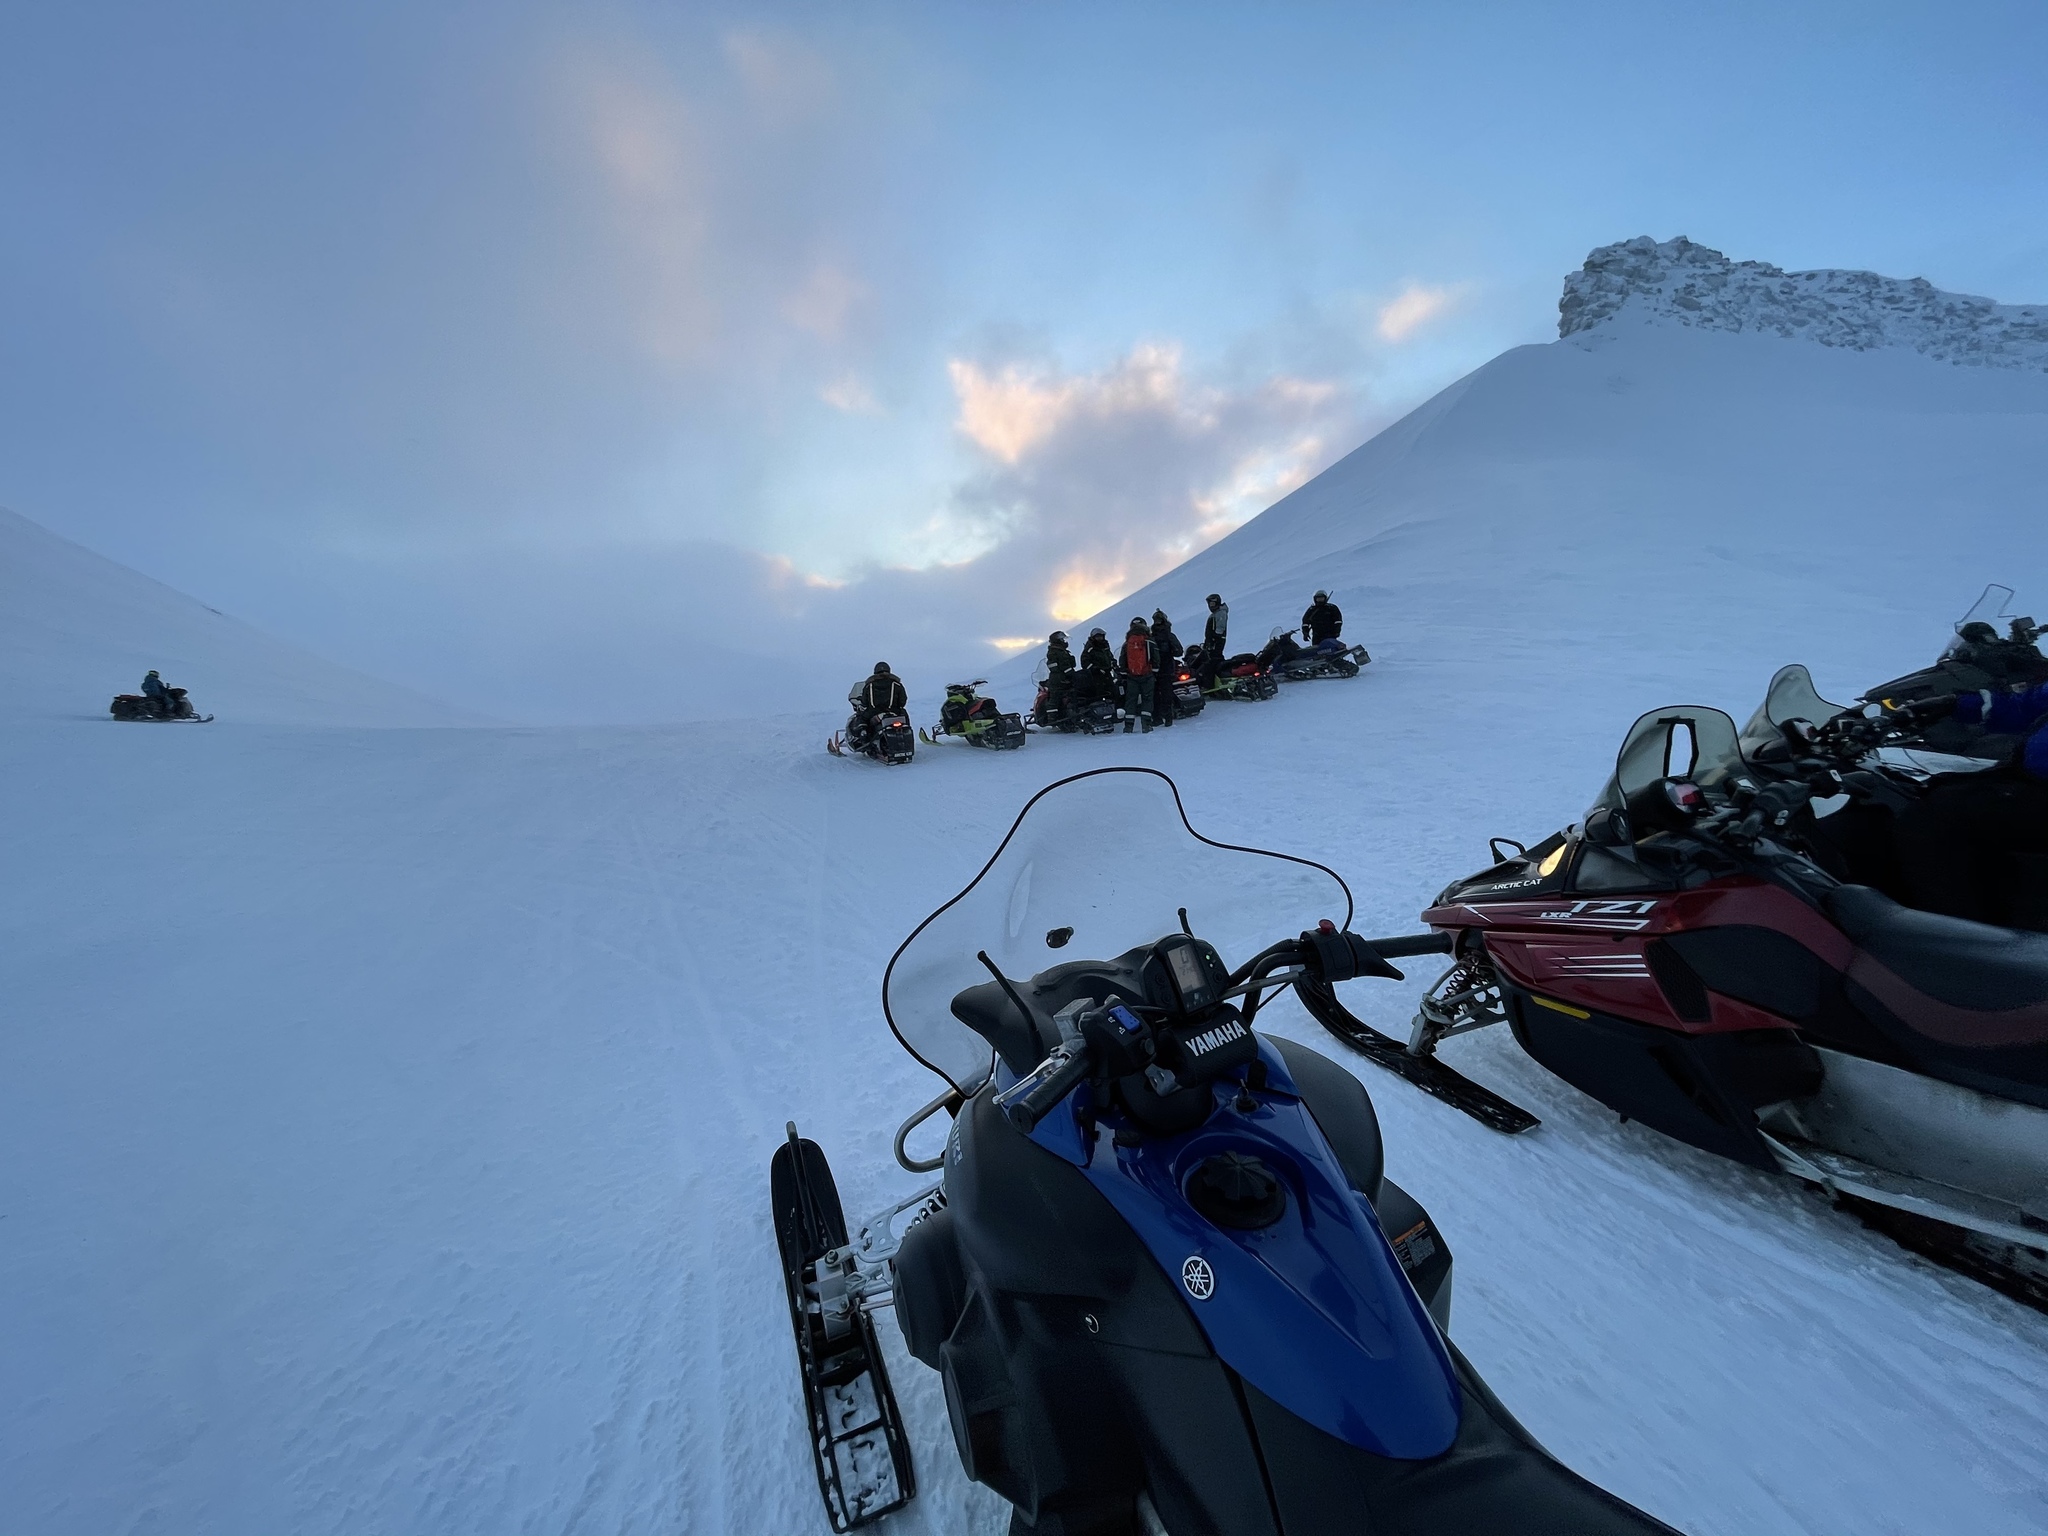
[1078, 628, 1116, 708]
[1118, 616, 1157, 734]
[1197, 594, 1229, 685]
[1302, 591, 1343, 645]
[1150, 609, 1183, 728]
[1040, 631, 1077, 727]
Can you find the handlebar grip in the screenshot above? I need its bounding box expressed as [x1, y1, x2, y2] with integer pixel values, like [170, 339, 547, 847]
[1000, 1046, 1092, 1132]
[1360, 932, 1454, 958]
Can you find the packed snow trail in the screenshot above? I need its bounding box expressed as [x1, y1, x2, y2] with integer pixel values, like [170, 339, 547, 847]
[5, 696, 2048, 1536]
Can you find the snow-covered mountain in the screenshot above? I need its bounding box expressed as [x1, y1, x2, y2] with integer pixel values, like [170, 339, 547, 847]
[6, 243, 2048, 1536]
[0, 505, 484, 725]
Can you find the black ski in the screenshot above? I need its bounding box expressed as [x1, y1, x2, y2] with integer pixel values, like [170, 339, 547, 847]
[771, 1125, 916, 1532]
[1296, 981, 1539, 1135]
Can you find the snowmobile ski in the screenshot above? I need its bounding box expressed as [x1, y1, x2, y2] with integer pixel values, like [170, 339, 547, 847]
[771, 1124, 915, 1532]
[1296, 976, 1540, 1135]
[826, 733, 845, 757]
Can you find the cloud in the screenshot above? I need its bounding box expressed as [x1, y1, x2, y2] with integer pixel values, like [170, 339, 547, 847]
[783, 261, 867, 341]
[1376, 283, 1461, 342]
[820, 373, 882, 413]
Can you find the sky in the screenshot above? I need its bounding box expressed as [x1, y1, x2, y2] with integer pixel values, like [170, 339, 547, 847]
[4, 1, 2047, 721]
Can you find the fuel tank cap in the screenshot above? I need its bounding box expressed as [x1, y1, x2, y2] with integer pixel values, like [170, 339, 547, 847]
[1186, 1152, 1287, 1230]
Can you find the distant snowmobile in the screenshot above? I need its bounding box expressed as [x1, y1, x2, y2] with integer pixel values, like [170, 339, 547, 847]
[109, 686, 211, 722]
[1372, 665, 2048, 1311]
[920, 680, 1027, 751]
[772, 767, 1683, 1534]
[1183, 644, 1279, 702]
[1256, 627, 1370, 682]
[829, 708, 916, 764]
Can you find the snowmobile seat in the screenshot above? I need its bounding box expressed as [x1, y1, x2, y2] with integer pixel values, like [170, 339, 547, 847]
[1825, 884, 2048, 1012]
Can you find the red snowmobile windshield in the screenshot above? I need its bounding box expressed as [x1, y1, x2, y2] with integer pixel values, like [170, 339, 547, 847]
[882, 768, 1354, 1096]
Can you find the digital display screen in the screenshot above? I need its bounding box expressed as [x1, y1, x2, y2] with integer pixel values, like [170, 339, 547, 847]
[1167, 942, 1210, 1005]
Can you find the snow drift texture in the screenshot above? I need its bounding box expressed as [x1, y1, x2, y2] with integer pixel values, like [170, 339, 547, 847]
[5, 240, 2048, 1536]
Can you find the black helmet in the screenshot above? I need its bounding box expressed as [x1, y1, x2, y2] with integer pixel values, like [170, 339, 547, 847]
[1313, 590, 1328, 602]
[1089, 627, 1106, 639]
[873, 661, 892, 675]
[1049, 630, 1068, 645]
[1206, 593, 1221, 606]
[1152, 608, 1169, 624]
[1129, 616, 1148, 631]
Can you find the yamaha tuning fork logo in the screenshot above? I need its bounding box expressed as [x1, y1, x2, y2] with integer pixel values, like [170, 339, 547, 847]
[1181, 1255, 1215, 1301]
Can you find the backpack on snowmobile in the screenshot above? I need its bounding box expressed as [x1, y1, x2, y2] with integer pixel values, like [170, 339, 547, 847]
[772, 768, 1683, 1535]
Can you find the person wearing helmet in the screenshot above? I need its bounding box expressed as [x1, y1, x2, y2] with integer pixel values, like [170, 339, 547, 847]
[1197, 595, 1229, 686]
[1118, 617, 1157, 733]
[1302, 590, 1343, 645]
[846, 661, 908, 747]
[1149, 609, 1182, 728]
[140, 668, 172, 718]
[1040, 631, 1077, 727]
[1078, 627, 1116, 707]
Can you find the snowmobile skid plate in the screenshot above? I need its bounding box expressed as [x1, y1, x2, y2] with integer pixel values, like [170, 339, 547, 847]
[772, 1125, 915, 1531]
[1296, 978, 1540, 1135]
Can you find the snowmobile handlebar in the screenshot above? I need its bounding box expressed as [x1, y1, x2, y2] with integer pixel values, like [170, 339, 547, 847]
[998, 1045, 1092, 1133]
[1358, 931, 1455, 959]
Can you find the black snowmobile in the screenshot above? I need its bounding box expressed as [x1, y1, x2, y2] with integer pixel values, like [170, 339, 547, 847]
[1857, 584, 2048, 763]
[110, 686, 212, 722]
[1169, 659, 1207, 719]
[1256, 628, 1370, 682]
[1029, 672, 1124, 735]
[772, 767, 1684, 1535]
[830, 708, 917, 765]
[922, 680, 1028, 751]
[1183, 644, 1279, 702]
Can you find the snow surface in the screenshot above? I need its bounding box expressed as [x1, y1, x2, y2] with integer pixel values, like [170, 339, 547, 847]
[7, 261, 2048, 1535]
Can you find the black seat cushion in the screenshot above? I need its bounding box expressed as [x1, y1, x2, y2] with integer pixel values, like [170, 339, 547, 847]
[1824, 885, 2048, 1012]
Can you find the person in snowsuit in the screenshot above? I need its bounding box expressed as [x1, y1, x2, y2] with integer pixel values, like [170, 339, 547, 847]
[1150, 609, 1182, 728]
[1302, 591, 1343, 645]
[1890, 684, 2048, 929]
[1077, 628, 1116, 707]
[1040, 631, 1077, 728]
[1118, 617, 1157, 733]
[847, 662, 908, 747]
[140, 669, 171, 718]
[1197, 594, 1229, 686]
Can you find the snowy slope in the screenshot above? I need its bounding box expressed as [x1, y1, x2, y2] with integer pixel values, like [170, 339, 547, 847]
[0, 505, 484, 725]
[6, 242, 2048, 1536]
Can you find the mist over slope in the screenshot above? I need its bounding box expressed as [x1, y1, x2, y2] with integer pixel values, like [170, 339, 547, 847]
[1, 506, 484, 726]
[1043, 236, 2048, 736]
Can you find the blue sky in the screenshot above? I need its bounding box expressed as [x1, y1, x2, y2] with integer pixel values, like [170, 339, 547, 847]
[4, 1, 2046, 719]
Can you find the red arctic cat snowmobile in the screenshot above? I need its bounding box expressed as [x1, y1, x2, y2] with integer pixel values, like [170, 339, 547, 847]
[1352, 664, 2048, 1309]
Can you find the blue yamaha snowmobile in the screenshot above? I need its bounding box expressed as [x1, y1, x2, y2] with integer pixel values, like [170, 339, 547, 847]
[772, 767, 1682, 1535]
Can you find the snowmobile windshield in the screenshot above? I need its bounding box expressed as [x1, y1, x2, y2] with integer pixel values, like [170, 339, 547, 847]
[1738, 664, 1851, 758]
[883, 768, 1353, 1095]
[1592, 705, 1746, 812]
[1943, 583, 2020, 657]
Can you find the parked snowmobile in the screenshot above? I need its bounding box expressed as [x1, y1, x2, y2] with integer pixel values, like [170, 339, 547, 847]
[773, 767, 1683, 1535]
[1169, 660, 1207, 719]
[1184, 644, 1279, 702]
[109, 686, 211, 722]
[830, 708, 917, 764]
[1029, 679, 1123, 735]
[923, 680, 1028, 751]
[1858, 584, 2048, 763]
[1378, 669, 2048, 1309]
[1256, 627, 1370, 682]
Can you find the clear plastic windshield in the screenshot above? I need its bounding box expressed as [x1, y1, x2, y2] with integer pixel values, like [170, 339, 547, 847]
[1738, 664, 1851, 758]
[883, 768, 1354, 1095]
[1592, 705, 1746, 811]
[1941, 583, 2019, 657]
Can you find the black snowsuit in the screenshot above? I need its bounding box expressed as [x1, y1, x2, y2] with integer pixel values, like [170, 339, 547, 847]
[849, 672, 908, 742]
[1150, 619, 1183, 727]
[1302, 599, 1343, 644]
[1042, 640, 1078, 724]
[1078, 636, 1116, 702]
[1198, 602, 1229, 684]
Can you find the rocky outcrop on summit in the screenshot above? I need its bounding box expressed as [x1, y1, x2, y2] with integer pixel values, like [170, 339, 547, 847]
[1560, 236, 2048, 370]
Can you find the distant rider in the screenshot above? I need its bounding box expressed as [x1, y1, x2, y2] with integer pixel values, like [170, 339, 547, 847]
[1150, 608, 1182, 728]
[1198, 594, 1229, 685]
[141, 669, 171, 717]
[848, 662, 908, 745]
[1302, 591, 1343, 646]
[1041, 631, 1077, 727]
[1118, 617, 1157, 733]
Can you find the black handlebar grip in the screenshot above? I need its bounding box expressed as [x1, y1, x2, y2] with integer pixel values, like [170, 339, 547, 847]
[1004, 1047, 1092, 1132]
[1361, 932, 1454, 958]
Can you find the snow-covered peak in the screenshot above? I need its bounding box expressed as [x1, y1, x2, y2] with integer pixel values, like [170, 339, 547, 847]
[1559, 235, 2048, 369]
